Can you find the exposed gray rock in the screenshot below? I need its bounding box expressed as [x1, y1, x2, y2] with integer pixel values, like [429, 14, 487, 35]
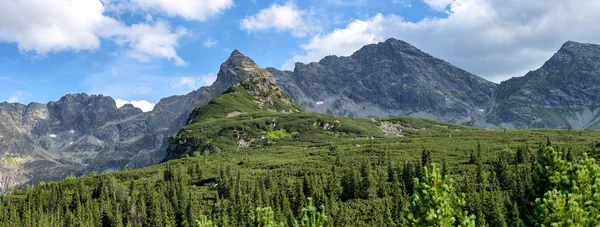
[269, 38, 497, 123]
[487, 41, 600, 128]
[270, 39, 600, 130]
[0, 50, 255, 191]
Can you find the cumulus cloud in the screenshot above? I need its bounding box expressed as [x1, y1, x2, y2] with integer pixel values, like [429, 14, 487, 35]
[0, 0, 111, 53]
[422, 0, 452, 11]
[285, 0, 600, 82]
[241, 2, 319, 38]
[7, 91, 23, 103]
[85, 59, 218, 103]
[203, 37, 217, 48]
[171, 74, 218, 89]
[0, 0, 189, 65]
[201, 74, 218, 86]
[116, 21, 188, 66]
[115, 99, 155, 112]
[130, 0, 234, 21]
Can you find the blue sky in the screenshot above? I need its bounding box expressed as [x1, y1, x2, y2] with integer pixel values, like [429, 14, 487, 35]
[1, 0, 599, 111]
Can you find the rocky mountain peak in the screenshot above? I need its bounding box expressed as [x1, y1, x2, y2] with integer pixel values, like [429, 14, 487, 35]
[559, 41, 599, 51]
[212, 50, 263, 91]
[351, 38, 430, 62]
[45, 93, 119, 133]
[223, 49, 259, 70]
[165, 64, 304, 160]
[546, 41, 600, 67]
[489, 41, 600, 128]
[519, 41, 600, 78]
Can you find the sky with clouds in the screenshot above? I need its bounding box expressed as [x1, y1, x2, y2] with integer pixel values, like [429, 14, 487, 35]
[1, 0, 599, 111]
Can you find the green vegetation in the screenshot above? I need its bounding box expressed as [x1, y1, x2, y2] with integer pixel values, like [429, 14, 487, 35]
[3, 120, 600, 226]
[0, 154, 21, 168]
[406, 164, 475, 226]
[3, 75, 600, 226]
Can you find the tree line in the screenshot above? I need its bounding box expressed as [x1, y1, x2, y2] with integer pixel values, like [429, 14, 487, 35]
[1, 141, 599, 226]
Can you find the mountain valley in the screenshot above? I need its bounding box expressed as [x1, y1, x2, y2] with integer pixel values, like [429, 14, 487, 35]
[2, 38, 600, 194]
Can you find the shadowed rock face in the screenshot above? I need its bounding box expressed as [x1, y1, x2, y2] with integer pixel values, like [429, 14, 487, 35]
[269, 38, 497, 123]
[270, 39, 600, 129]
[0, 50, 257, 191]
[488, 41, 600, 128]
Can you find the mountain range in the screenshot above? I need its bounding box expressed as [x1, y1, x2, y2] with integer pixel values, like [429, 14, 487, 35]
[2, 38, 600, 191]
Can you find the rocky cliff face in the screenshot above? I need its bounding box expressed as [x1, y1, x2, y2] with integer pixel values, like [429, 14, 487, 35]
[487, 41, 600, 128]
[269, 38, 497, 123]
[270, 39, 600, 130]
[0, 50, 255, 191]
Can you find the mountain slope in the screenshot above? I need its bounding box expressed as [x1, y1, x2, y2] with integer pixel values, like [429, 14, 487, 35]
[164, 55, 472, 160]
[269, 38, 497, 123]
[164, 65, 306, 160]
[0, 50, 259, 191]
[488, 41, 600, 128]
[5, 38, 600, 191]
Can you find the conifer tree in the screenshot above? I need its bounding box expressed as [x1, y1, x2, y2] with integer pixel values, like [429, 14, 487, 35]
[405, 164, 475, 227]
[533, 148, 600, 226]
[360, 160, 376, 199]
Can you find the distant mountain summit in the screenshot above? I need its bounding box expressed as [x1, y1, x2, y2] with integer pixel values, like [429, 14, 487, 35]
[269, 38, 497, 123]
[488, 41, 600, 128]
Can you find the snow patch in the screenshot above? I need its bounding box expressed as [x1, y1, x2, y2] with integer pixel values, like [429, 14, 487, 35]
[49, 134, 57, 138]
[69, 130, 75, 134]
[69, 142, 74, 145]
[478, 109, 485, 112]
[316, 101, 324, 105]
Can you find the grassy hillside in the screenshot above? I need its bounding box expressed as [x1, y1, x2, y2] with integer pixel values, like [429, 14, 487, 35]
[3, 122, 600, 226]
[3, 74, 600, 226]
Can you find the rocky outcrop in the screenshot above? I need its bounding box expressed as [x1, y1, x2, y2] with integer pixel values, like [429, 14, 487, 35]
[164, 59, 304, 160]
[269, 38, 497, 123]
[0, 50, 256, 189]
[270, 39, 600, 130]
[487, 41, 600, 128]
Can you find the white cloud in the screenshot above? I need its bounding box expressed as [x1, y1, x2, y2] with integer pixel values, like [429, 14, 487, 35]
[0, 0, 111, 53]
[117, 21, 188, 66]
[171, 77, 199, 89]
[7, 96, 19, 103]
[201, 74, 217, 86]
[0, 0, 188, 65]
[130, 0, 234, 21]
[285, 0, 600, 82]
[7, 91, 23, 103]
[171, 74, 218, 89]
[283, 15, 387, 69]
[204, 38, 217, 48]
[423, 0, 452, 11]
[144, 14, 154, 22]
[240, 2, 319, 38]
[115, 99, 155, 112]
[86, 58, 215, 102]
